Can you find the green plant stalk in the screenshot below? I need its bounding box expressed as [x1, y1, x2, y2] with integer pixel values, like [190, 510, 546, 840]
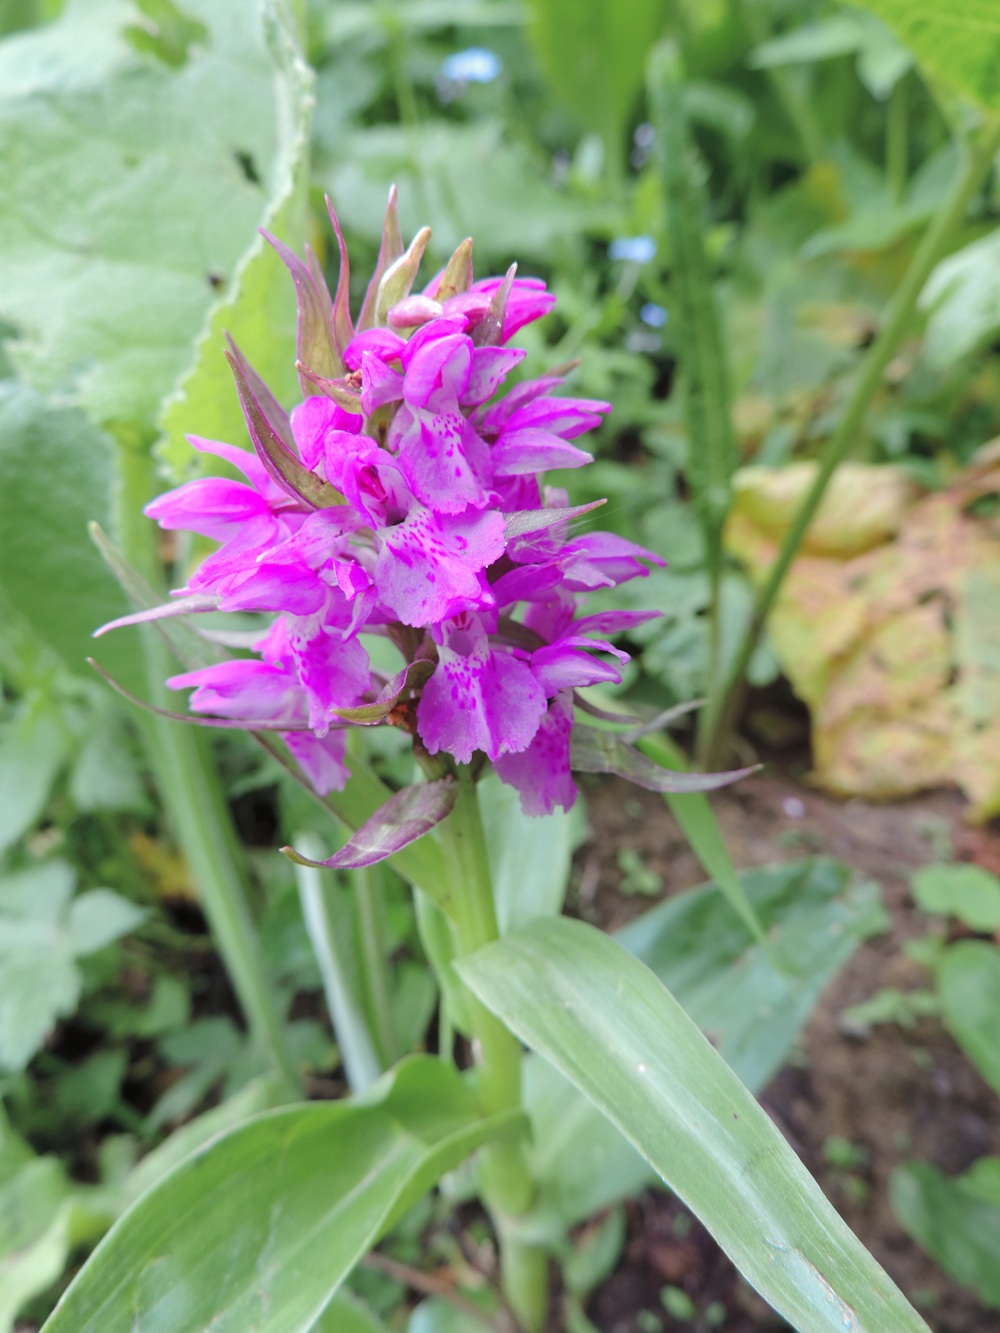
[700, 112, 1000, 768]
[887, 75, 909, 204]
[650, 49, 738, 758]
[353, 864, 398, 1066]
[294, 837, 382, 1093]
[115, 444, 300, 1099]
[443, 770, 547, 1333]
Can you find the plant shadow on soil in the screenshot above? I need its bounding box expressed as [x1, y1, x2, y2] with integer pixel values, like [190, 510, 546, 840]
[574, 760, 1000, 1333]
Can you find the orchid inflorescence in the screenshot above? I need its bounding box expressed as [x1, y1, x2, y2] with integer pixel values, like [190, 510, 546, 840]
[99, 191, 667, 827]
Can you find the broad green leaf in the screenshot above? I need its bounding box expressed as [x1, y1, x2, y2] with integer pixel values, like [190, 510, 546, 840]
[912, 862, 1000, 931]
[921, 228, 1000, 369]
[0, 385, 135, 681]
[314, 1291, 391, 1333]
[0, 1163, 114, 1333]
[479, 773, 582, 935]
[524, 858, 883, 1226]
[0, 0, 307, 438]
[849, 0, 1000, 110]
[0, 695, 68, 852]
[66, 890, 147, 957]
[0, 862, 81, 1072]
[123, 1075, 284, 1207]
[936, 940, 1000, 1095]
[891, 1160, 1000, 1307]
[42, 1058, 522, 1333]
[525, 0, 668, 158]
[459, 917, 929, 1333]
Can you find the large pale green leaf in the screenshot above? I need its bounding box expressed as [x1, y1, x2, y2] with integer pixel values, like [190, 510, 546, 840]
[459, 917, 929, 1333]
[158, 0, 313, 475]
[0, 0, 307, 439]
[523, 858, 883, 1226]
[0, 385, 135, 680]
[42, 1058, 522, 1333]
[850, 0, 1000, 110]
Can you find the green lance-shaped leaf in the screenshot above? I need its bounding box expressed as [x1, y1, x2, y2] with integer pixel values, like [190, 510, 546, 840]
[459, 917, 931, 1333]
[283, 780, 459, 871]
[225, 346, 345, 508]
[570, 724, 757, 793]
[41, 1058, 523, 1333]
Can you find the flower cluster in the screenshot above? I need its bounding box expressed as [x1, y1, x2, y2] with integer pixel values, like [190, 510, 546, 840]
[114, 198, 663, 815]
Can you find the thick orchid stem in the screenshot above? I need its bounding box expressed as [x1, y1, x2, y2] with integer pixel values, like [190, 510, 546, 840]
[443, 770, 547, 1333]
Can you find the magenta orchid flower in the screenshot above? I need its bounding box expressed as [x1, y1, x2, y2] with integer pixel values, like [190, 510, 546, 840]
[98, 191, 667, 818]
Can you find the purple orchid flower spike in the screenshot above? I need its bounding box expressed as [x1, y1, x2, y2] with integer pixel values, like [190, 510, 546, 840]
[96, 188, 751, 865]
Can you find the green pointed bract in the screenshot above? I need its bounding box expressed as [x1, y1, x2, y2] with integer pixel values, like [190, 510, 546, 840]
[282, 780, 459, 871]
[324, 199, 355, 353]
[433, 237, 475, 301]
[263, 229, 344, 395]
[225, 335, 298, 452]
[357, 185, 406, 331]
[374, 226, 432, 327]
[225, 349, 346, 508]
[295, 361, 364, 413]
[471, 263, 516, 347]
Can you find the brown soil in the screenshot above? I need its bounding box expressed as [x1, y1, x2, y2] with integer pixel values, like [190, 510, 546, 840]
[575, 769, 1000, 1333]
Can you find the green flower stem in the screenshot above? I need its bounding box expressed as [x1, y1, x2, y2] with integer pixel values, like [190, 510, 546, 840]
[649, 48, 738, 759]
[116, 444, 300, 1100]
[443, 770, 547, 1333]
[354, 864, 398, 1067]
[294, 837, 382, 1094]
[700, 112, 1000, 768]
[887, 75, 909, 204]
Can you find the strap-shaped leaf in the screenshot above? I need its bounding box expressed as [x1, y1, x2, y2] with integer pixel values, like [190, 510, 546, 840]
[41, 1059, 522, 1333]
[283, 780, 458, 870]
[570, 724, 757, 792]
[458, 917, 930, 1333]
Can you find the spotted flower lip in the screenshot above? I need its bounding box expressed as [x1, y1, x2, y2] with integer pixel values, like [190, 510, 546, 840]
[101, 194, 665, 814]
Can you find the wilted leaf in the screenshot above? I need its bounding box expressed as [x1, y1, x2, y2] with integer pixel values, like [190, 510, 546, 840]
[283, 781, 459, 871]
[725, 448, 1000, 817]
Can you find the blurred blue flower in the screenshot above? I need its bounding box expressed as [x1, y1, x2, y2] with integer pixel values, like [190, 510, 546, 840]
[441, 48, 502, 84]
[639, 302, 668, 328]
[608, 235, 656, 264]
